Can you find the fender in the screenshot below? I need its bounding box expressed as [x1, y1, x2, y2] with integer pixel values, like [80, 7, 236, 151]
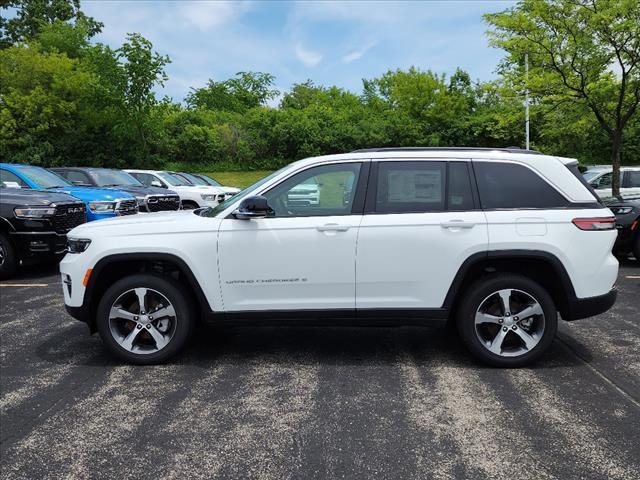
[69, 252, 211, 328]
[442, 249, 578, 316]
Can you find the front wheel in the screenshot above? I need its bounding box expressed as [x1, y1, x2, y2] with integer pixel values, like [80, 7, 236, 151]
[0, 233, 18, 280]
[96, 274, 194, 364]
[456, 274, 557, 367]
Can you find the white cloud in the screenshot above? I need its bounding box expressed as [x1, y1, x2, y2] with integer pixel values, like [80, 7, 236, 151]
[294, 43, 322, 67]
[178, 0, 252, 31]
[342, 41, 377, 64]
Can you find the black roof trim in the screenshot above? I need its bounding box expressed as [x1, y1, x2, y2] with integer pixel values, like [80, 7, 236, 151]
[351, 147, 543, 155]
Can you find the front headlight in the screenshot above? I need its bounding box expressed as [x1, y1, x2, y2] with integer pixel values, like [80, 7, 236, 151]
[89, 201, 116, 212]
[14, 206, 56, 218]
[67, 238, 91, 253]
[610, 206, 633, 215]
[200, 194, 217, 201]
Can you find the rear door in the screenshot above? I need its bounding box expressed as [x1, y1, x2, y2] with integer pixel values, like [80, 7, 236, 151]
[356, 160, 488, 311]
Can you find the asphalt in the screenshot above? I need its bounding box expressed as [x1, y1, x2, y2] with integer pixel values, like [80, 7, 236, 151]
[1, 261, 639, 480]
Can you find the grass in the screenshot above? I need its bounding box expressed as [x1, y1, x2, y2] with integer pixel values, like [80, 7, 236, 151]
[200, 171, 273, 188]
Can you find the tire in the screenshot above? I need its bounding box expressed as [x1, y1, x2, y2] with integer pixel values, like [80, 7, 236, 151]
[0, 233, 19, 280]
[96, 273, 195, 364]
[181, 201, 199, 210]
[456, 274, 557, 368]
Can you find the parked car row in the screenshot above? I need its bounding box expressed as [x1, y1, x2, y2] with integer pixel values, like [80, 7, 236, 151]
[0, 163, 239, 278]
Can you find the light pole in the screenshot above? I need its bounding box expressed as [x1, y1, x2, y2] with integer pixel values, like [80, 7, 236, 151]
[525, 53, 530, 150]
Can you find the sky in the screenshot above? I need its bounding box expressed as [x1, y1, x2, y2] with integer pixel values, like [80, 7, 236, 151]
[78, 0, 516, 103]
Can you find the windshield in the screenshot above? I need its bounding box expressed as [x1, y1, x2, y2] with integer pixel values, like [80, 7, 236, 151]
[197, 174, 221, 187]
[201, 167, 288, 217]
[90, 169, 143, 187]
[179, 172, 207, 186]
[17, 166, 71, 188]
[157, 171, 190, 186]
[583, 170, 607, 182]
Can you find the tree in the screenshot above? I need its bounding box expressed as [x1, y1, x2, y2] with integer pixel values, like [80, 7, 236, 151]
[0, 0, 102, 49]
[486, 0, 640, 195]
[186, 71, 279, 113]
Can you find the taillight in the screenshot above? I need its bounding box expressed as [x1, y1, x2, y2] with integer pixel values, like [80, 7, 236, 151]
[572, 217, 616, 231]
[631, 220, 638, 231]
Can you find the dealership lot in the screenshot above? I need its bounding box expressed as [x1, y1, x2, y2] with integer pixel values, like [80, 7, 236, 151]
[0, 262, 639, 479]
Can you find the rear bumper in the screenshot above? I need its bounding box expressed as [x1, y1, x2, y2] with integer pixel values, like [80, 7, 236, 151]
[563, 288, 617, 321]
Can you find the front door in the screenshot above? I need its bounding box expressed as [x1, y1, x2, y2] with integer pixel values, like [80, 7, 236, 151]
[218, 162, 366, 313]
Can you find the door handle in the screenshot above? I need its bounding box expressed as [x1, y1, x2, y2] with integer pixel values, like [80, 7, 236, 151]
[317, 223, 350, 232]
[440, 220, 476, 229]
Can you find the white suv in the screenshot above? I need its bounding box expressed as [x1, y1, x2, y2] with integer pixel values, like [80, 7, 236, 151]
[61, 148, 618, 367]
[125, 169, 228, 209]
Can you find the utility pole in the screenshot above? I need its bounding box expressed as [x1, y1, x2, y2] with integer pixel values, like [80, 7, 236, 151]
[525, 53, 530, 150]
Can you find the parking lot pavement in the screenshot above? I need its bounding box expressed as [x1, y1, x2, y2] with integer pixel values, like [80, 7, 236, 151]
[1, 263, 639, 480]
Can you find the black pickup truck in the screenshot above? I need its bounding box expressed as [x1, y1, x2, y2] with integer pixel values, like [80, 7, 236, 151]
[0, 188, 86, 279]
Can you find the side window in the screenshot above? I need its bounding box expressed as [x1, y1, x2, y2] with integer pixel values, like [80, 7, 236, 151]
[474, 162, 568, 209]
[626, 171, 640, 188]
[263, 163, 361, 218]
[375, 161, 446, 213]
[0, 169, 29, 188]
[448, 162, 475, 211]
[64, 171, 91, 185]
[132, 173, 159, 187]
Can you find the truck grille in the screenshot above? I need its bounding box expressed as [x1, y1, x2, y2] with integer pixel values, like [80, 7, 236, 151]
[52, 203, 86, 233]
[116, 199, 138, 216]
[147, 195, 180, 212]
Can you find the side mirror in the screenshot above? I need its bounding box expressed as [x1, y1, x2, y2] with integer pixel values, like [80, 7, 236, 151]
[151, 180, 165, 188]
[590, 181, 599, 188]
[233, 195, 274, 220]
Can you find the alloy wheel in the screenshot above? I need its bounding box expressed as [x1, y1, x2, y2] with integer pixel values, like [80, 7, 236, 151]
[474, 288, 545, 357]
[108, 287, 177, 354]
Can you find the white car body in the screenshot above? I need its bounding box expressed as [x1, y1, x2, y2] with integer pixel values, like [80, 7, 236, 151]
[586, 166, 640, 200]
[125, 169, 228, 208]
[63, 149, 617, 318]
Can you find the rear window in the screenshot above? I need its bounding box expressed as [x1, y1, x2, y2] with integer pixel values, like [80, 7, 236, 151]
[474, 162, 568, 209]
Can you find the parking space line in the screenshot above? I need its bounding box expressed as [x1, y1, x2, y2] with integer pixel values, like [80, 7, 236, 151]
[625, 275, 640, 279]
[0, 283, 49, 287]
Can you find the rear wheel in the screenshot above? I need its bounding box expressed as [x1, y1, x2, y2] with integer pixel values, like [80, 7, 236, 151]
[456, 274, 557, 367]
[0, 233, 18, 280]
[96, 274, 194, 364]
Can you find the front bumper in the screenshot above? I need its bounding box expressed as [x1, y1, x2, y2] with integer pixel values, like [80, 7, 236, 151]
[563, 288, 617, 321]
[10, 231, 68, 262]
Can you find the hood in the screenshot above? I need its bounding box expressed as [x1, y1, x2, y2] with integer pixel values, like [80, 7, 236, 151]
[47, 185, 135, 203]
[173, 185, 226, 194]
[0, 188, 81, 206]
[102, 185, 179, 197]
[221, 186, 241, 194]
[68, 209, 220, 238]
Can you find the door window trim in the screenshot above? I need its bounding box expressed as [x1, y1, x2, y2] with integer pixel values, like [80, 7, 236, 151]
[364, 159, 479, 215]
[227, 161, 370, 219]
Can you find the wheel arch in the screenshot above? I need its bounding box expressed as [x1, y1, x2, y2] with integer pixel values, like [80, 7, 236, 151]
[81, 252, 211, 332]
[444, 250, 577, 320]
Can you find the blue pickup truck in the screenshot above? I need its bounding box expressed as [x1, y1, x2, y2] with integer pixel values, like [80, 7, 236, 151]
[0, 164, 138, 221]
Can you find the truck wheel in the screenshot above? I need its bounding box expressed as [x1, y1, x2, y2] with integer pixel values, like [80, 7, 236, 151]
[456, 274, 557, 367]
[96, 274, 195, 364]
[0, 233, 18, 280]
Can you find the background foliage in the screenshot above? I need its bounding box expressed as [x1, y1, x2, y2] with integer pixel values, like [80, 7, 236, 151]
[1, 0, 638, 172]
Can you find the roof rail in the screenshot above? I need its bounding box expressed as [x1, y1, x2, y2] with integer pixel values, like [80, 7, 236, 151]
[351, 147, 543, 155]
